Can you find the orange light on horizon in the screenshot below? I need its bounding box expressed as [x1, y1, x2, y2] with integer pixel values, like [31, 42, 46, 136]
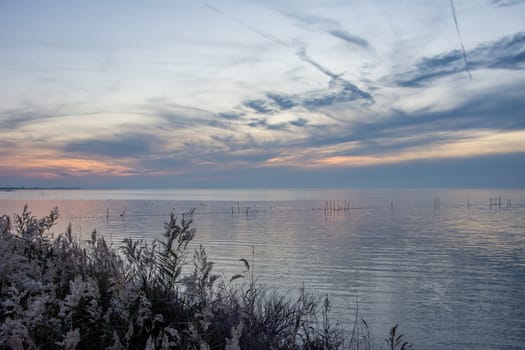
[263, 130, 525, 168]
[1, 156, 136, 178]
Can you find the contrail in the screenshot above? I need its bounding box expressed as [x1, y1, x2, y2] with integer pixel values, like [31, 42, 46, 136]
[203, 2, 372, 104]
[204, 3, 290, 47]
[449, 0, 472, 80]
[295, 46, 342, 80]
[204, 3, 342, 78]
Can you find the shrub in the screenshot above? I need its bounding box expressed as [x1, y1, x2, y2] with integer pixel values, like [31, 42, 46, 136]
[0, 206, 412, 349]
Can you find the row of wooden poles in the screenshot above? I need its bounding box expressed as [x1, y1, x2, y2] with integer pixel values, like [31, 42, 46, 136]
[324, 200, 351, 211]
[433, 196, 512, 210]
[105, 196, 514, 220]
[489, 196, 511, 208]
[322, 197, 513, 212]
[231, 202, 251, 214]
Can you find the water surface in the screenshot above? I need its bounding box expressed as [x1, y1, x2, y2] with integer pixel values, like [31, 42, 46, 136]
[1, 188, 524, 349]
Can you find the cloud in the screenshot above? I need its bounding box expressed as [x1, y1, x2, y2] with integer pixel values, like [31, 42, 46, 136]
[269, 81, 525, 165]
[231, 48, 373, 120]
[328, 30, 369, 49]
[3, 152, 523, 188]
[295, 46, 341, 79]
[303, 77, 373, 108]
[490, 0, 525, 6]
[290, 118, 308, 127]
[296, 47, 373, 104]
[63, 134, 157, 158]
[264, 128, 525, 172]
[266, 93, 297, 110]
[243, 114, 312, 132]
[203, 4, 373, 113]
[243, 99, 275, 114]
[203, 1, 373, 110]
[0, 108, 54, 130]
[235, 47, 375, 114]
[396, 31, 525, 86]
[151, 102, 217, 126]
[218, 112, 244, 120]
[209, 4, 370, 50]
[239, 77, 372, 118]
[278, 9, 369, 49]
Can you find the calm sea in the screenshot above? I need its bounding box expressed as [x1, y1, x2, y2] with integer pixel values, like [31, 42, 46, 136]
[1, 188, 524, 349]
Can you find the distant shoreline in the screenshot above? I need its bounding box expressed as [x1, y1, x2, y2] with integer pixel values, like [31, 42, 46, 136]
[0, 187, 81, 191]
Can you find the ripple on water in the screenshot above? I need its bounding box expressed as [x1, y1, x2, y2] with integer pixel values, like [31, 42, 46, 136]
[1, 188, 524, 349]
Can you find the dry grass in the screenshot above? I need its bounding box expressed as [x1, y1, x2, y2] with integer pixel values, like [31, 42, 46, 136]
[0, 206, 412, 349]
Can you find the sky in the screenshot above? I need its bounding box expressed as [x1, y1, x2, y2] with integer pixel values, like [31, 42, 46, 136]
[1, 0, 524, 188]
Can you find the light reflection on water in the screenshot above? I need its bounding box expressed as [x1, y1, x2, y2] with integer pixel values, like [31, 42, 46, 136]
[1, 188, 524, 349]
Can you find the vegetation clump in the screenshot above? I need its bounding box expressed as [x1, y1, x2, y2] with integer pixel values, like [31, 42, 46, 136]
[0, 206, 412, 349]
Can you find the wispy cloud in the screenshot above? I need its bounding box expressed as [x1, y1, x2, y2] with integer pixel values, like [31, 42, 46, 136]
[217, 112, 245, 120]
[203, 2, 373, 112]
[396, 32, 525, 86]
[328, 30, 369, 49]
[259, 81, 525, 167]
[490, 0, 525, 7]
[266, 93, 298, 110]
[278, 9, 369, 49]
[63, 134, 157, 158]
[0, 149, 138, 179]
[304, 76, 373, 108]
[0, 109, 52, 129]
[1, 1, 524, 187]
[239, 77, 372, 118]
[295, 46, 342, 80]
[264, 128, 525, 169]
[235, 47, 374, 113]
[243, 99, 275, 114]
[295, 47, 373, 103]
